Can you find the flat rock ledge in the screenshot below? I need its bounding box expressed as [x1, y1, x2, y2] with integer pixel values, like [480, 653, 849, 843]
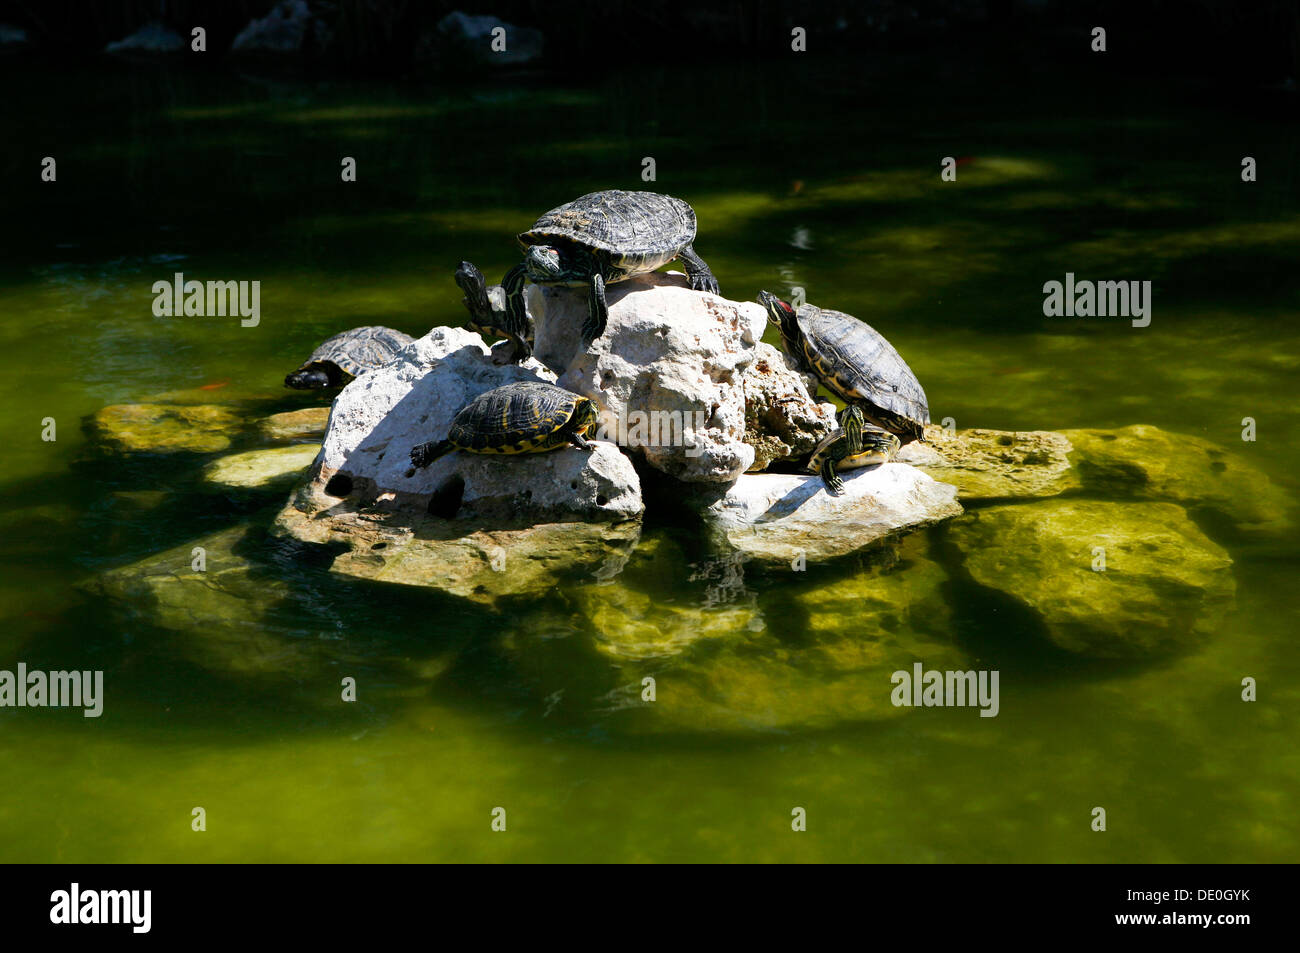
[276, 500, 641, 605]
[693, 462, 963, 565]
[896, 425, 1077, 500]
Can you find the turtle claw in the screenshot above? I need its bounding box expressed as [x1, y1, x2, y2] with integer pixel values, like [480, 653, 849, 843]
[690, 274, 720, 295]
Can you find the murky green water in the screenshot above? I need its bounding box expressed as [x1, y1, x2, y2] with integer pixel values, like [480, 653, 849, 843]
[1, 60, 1297, 862]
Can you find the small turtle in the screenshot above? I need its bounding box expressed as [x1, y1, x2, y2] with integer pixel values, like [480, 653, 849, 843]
[455, 261, 534, 365]
[759, 292, 929, 442]
[409, 381, 599, 469]
[806, 405, 901, 494]
[501, 190, 719, 357]
[284, 326, 413, 390]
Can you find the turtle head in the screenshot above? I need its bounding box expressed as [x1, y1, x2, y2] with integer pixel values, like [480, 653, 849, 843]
[758, 291, 800, 338]
[524, 245, 564, 281]
[839, 405, 865, 454]
[284, 363, 341, 390]
[571, 397, 600, 435]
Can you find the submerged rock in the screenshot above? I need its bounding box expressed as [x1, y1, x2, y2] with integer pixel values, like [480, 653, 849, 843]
[88, 525, 455, 693]
[1062, 424, 1294, 534]
[203, 444, 320, 489]
[629, 545, 969, 732]
[741, 343, 838, 471]
[947, 500, 1235, 658]
[897, 425, 1078, 500]
[534, 271, 767, 483]
[104, 22, 184, 55]
[90, 526, 337, 681]
[570, 536, 763, 661]
[87, 403, 243, 454]
[575, 582, 759, 661]
[696, 463, 962, 565]
[257, 406, 331, 443]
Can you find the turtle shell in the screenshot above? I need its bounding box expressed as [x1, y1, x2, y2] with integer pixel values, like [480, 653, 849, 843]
[520, 190, 697, 278]
[304, 326, 413, 377]
[448, 382, 584, 453]
[795, 305, 930, 437]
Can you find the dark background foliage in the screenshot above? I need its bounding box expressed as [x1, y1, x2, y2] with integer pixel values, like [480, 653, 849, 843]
[1, 0, 1296, 86]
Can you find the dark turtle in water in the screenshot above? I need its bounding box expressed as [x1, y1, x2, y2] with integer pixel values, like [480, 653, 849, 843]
[284, 326, 413, 389]
[500, 190, 719, 357]
[806, 405, 901, 494]
[455, 261, 534, 365]
[409, 381, 599, 468]
[758, 292, 929, 442]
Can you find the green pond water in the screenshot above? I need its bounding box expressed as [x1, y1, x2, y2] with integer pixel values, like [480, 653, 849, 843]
[1, 59, 1297, 862]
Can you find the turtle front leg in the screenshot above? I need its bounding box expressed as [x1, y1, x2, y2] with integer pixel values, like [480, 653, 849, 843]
[678, 244, 719, 294]
[568, 431, 594, 451]
[455, 261, 494, 329]
[820, 456, 845, 495]
[498, 264, 534, 365]
[582, 273, 608, 349]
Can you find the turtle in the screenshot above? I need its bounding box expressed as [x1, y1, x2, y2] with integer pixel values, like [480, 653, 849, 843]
[805, 405, 901, 494]
[455, 261, 534, 365]
[758, 291, 929, 442]
[284, 326, 414, 389]
[409, 381, 599, 468]
[500, 190, 719, 358]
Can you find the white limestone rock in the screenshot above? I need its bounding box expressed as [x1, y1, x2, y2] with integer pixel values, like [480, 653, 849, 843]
[284, 325, 641, 523]
[695, 462, 963, 565]
[530, 271, 767, 483]
[741, 342, 838, 471]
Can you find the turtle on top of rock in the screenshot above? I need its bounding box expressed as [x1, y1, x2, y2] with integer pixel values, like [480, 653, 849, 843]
[758, 291, 929, 443]
[461, 190, 719, 362]
[284, 326, 413, 390]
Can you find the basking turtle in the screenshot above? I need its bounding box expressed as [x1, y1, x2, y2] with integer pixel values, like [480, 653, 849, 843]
[455, 261, 534, 365]
[284, 326, 413, 390]
[409, 381, 599, 468]
[806, 405, 900, 494]
[758, 292, 929, 442]
[501, 190, 719, 356]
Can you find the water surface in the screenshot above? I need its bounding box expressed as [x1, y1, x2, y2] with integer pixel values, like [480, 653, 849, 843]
[1, 60, 1296, 862]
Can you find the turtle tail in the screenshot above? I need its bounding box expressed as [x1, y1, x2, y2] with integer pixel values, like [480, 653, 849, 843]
[410, 440, 453, 469]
